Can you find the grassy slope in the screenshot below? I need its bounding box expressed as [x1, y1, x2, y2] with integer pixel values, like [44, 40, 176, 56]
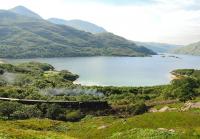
[1, 112, 200, 139]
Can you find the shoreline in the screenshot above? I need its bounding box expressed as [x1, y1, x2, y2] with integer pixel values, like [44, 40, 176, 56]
[0, 59, 4, 64]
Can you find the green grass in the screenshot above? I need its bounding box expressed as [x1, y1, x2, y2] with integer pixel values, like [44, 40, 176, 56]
[43, 71, 60, 78]
[1, 112, 200, 139]
[108, 128, 179, 139]
[0, 119, 75, 139]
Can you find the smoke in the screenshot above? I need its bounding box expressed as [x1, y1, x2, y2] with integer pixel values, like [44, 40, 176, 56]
[40, 87, 104, 97]
[0, 72, 16, 84]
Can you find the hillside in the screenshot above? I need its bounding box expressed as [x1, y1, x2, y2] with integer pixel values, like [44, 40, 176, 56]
[173, 41, 200, 56]
[0, 62, 200, 138]
[135, 41, 181, 53]
[0, 7, 155, 58]
[48, 18, 106, 34]
[1, 112, 200, 139]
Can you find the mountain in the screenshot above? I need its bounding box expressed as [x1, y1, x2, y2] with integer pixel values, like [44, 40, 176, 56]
[0, 7, 155, 58]
[48, 18, 106, 34]
[9, 6, 42, 19]
[135, 42, 181, 53]
[173, 41, 200, 56]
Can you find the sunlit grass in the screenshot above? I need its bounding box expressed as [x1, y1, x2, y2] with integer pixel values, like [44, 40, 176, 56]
[1, 112, 200, 139]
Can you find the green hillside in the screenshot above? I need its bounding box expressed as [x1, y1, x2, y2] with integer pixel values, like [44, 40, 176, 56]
[1, 112, 200, 139]
[0, 8, 155, 58]
[173, 41, 200, 56]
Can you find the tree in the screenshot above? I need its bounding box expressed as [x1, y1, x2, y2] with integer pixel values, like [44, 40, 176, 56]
[65, 110, 83, 122]
[0, 102, 20, 119]
[46, 104, 65, 120]
[163, 78, 199, 102]
[59, 70, 79, 81]
[0, 68, 4, 75]
[12, 105, 42, 119]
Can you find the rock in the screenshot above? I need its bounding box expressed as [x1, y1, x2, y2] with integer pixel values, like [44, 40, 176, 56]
[97, 125, 107, 130]
[157, 128, 168, 131]
[158, 128, 175, 133]
[158, 106, 170, 112]
[181, 102, 200, 111]
[149, 106, 177, 113]
[149, 108, 158, 113]
[169, 108, 177, 111]
[169, 129, 175, 132]
[191, 102, 200, 108]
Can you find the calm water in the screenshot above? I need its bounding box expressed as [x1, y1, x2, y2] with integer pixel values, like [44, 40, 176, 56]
[4, 54, 200, 87]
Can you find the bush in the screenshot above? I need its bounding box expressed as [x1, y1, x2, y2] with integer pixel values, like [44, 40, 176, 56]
[0, 80, 6, 86]
[45, 104, 65, 120]
[0, 101, 21, 119]
[65, 110, 83, 121]
[0, 64, 15, 72]
[0, 68, 4, 75]
[113, 102, 147, 116]
[59, 70, 79, 81]
[12, 105, 42, 119]
[132, 102, 148, 115]
[163, 78, 199, 102]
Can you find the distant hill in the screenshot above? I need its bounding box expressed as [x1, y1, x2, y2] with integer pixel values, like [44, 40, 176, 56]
[173, 41, 200, 56]
[48, 18, 106, 34]
[135, 42, 181, 53]
[9, 6, 42, 19]
[0, 7, 155, 58]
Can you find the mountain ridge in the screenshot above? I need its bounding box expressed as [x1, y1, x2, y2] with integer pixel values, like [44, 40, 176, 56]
[0, 6, 156, 58]
[9, 6, 42, 19]
[48, 18, 106, 34]
[135, 41, 182, 53]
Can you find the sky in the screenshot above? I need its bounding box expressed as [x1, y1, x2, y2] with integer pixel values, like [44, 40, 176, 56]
[0, 0, 200, 45]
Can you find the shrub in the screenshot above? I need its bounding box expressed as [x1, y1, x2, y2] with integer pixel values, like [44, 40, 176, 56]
[0, 101, 21, 119]
[163, 78, 199, 102]
[12, 105, 42, 119]
[113, 102, 147, 116]
[0, 68, 4, 75]
[45, 104, 65, 120]
[59, 70, 79, 81]
[65, 110, 83, 121]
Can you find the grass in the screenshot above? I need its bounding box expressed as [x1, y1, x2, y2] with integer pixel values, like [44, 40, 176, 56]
[0, 119, 75, 139]
[1, 112, 200, 138]
[192, 97, 200, 102]
[43, 71, 60, 78]
[108, 128, 179, 139]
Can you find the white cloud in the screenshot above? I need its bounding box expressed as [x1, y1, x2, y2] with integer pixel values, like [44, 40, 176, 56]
[0, 0, 200, 45]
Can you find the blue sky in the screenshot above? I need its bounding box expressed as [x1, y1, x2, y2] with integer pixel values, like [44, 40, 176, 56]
[0, 0, 200, 45]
